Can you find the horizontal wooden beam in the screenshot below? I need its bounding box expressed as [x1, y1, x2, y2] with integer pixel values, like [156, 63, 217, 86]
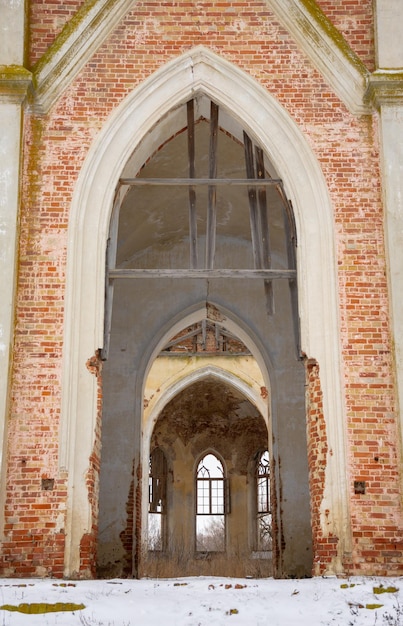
[119, 177, 283, 187]
[108, 268, 296, 279]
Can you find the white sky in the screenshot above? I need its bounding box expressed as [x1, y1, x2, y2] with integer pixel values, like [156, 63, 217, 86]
[0, 575, 401, 625]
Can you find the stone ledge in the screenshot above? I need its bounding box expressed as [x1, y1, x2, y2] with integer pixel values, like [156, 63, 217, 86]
[365, 70, 403, 109]
[0, 66, 33, 105]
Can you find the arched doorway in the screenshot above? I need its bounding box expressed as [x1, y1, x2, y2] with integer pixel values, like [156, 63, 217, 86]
[97, 94, 312, 578]
[62, 47, 348, 579]
[141, 377, 271, 578]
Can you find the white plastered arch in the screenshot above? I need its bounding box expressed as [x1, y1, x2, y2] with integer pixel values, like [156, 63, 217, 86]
[62, 45, 348, 576]
[144, 364, 269, 444]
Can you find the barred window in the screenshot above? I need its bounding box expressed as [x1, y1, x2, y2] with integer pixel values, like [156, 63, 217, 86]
[196, 453, 226, 551]
[256, 450, 272, 551]
[148, 448, 167, 550]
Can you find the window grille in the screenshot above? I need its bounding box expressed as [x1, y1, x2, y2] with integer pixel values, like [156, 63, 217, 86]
[148, 448, 167, 550]
[196, 453, 226, 552]
[256, 450, 272, 551]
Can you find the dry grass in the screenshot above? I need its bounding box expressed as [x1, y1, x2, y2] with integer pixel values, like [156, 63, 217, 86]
[139, 540, 272, 579]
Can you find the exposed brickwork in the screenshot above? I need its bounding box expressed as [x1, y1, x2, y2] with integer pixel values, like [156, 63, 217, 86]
[317, 0, 375, 71]
[134, 462, 142, 577]
[29, 0, 86, 67]
[119, 463, 135, 577]
[305, 359, 338, 575]
[81, 351, 103, 578]
[117, 460, 142, 577]
[2, 0, 402, 577]
[164, 323, 248, 353]
[337, 112, 403, 575]
[0, 111, 68, 577]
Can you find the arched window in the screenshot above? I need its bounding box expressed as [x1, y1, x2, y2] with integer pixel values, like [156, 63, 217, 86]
[256, 450, 272, 551]
[148, 447, 167, 551]
[196, 453, 227, 552]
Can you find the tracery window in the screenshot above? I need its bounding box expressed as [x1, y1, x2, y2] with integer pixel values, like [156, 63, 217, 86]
[148, 447, 167, 551]
[256, 450, 272, 551]
[196, 453, 226, 552]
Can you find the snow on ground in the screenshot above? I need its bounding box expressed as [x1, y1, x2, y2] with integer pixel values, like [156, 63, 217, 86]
[0, 576, 402, 626]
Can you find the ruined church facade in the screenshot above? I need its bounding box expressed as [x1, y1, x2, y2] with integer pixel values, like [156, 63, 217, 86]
[1, 0, 403, 579]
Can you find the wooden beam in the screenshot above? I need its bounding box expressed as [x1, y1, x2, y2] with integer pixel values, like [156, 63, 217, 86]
[187, 99, 198, 269]
[255, 147, 271, 269]
[276, 181, 298, 259]
[277, 184, 301, 356]
[101, 187, 122, 360]
[201, 319, 207, 350]
[162, 326, 200, 349]
[243, 132, 261, 269]
[108, 268, 296, 279]
[256, 146, 274, 315]
[119, 177, 283, 186]
[206, 101, 219, 269]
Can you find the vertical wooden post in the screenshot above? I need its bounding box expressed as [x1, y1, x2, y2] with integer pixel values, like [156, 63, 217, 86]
[255, 146, 274, 315]
[187, 100, 198, 269]
[243, 132, 261, 269]
[102, 186, 123, 360]
[206, 101, 219, 269]
[277, 183, 301, 355]
[244, 133, 274, 314]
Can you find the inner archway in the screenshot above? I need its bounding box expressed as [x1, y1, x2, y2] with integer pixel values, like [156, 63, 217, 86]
[97, 94, 313, 578]
[142, 377, 271, 579]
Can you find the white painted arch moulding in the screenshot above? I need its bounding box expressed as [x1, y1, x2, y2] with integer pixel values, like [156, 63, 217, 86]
[62, 46, 349, 576]
[143, 364, 269, 447]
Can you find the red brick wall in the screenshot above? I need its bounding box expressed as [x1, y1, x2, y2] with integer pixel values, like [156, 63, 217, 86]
[82, 352, 103, 578]
[306, 359, 340, 575]
[29, 0, 85, 66]
[2, 0, 402, 577]
[119, 463, 135, 577]
[337, 111, 402, 575]
[0, 112, 68, 577]
[316, 0, 375, 71]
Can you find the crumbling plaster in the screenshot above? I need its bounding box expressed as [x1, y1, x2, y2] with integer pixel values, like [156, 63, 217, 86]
[144, 357, 267, 427]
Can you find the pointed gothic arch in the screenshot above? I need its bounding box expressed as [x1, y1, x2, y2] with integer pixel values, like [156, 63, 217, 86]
[62, 46, 349, 577]
[140, 358, 270, 577]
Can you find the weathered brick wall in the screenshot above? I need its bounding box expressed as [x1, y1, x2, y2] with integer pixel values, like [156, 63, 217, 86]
[336, 110, 402, 575]
[0, 112, 68, 577]
[118, 464, 135, 578]
[316, 0, 375, 71]
[305, 359, 339, 576]
[82, 352, 103, 578]
[2, 0, 402, 577]
[29, 0, 85, 66]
